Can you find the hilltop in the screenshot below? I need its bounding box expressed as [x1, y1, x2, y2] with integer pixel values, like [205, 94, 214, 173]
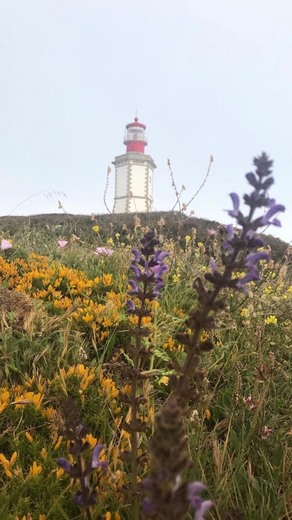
[0, 211, 289, 260]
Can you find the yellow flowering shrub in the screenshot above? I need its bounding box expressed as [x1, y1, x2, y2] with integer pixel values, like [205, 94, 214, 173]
[0, 253, 125, 338]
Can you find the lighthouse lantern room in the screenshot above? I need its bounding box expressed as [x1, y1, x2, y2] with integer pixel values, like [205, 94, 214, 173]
[113, 117, 156, 213]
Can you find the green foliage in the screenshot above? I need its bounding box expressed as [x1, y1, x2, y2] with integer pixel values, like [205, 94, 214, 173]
[0, 216, 291, 520]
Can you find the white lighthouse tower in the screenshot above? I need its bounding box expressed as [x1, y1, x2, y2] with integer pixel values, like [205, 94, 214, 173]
[112, 117, 156, 213]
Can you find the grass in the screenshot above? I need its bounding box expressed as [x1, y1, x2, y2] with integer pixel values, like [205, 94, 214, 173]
[0, 213, 291, 520]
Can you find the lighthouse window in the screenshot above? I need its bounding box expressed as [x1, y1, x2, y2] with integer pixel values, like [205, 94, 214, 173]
[128, 127, 144, 140]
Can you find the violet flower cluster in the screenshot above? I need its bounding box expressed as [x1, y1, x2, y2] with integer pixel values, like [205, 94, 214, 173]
[143, 153, 284, 519]
[170, 153, 285, 403]
[206, 153, 285, 293]
[122, 231, 170, 519]
[56, 398, 108, 517]
[126, 230, 169, 316]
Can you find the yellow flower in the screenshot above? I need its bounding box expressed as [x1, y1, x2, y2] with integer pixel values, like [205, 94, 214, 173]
[56, 467, 65, 479]
[0, 451, 18, 477]
[54, 435, 63, 450]
[82, 313, 94, 323]
[16, 391, 43, 410]
[42, 406, 55, 420]
[84, 434, 97, 449]
[107, 238, 114, 245]
[14, 515, 33, 520]
[105, 513, 121, 520]
[240, 308, 250, 318]
[159, 376, 169, 386]
[25, 431, 33, 443]
[162, 338, 176, 351]
[28, 461, 42, 478]
[172, 273, 181, 283]
[40, 448, 47, 460]
[0, 387, 10, 413]
[92, 225, 100, 233]
[185, 235, 191, 245]
[204, 408, 211, 420]
[102, 273, 113, 285]
[121, 384, 132, 395]
[101, 377, 119, 398]
[264, 315, 278, 325]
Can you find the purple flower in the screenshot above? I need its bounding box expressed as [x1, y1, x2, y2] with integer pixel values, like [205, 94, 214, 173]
[245, 251, 269, 268]
[128, 279, 139, 294]
[126, 231, 169, 314]
[226, 224, 235, 240]
[227, 193, 240, 217]
[130, 264, 142, 278]
[132, 248, 141, 262]
[236, 267, 260, 291]
[246, 229, 265, 249]
[209, 258, 217, 272]
[261, 203, 285, 227]
[1, 239, 12, 251]
[57, 457, 72, 473]
[126, 300, 136, 313]
[91, 444, 108, 472]
[153, 250, 170, 263]
[233, 250, 269, 292]
[152, 263, 169, 279]
[187, 481, 213, 520]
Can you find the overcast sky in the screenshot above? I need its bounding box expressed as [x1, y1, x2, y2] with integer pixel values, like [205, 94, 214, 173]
[0, 0, 291, 243]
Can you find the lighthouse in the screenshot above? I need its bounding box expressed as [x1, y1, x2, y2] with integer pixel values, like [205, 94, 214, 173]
[112, 117, 156, 213]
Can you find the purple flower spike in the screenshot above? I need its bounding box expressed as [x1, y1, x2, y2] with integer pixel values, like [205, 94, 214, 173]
[126, 231, 169, 314]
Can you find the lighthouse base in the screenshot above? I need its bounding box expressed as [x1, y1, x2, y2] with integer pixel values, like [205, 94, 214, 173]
[112, 152, 156, 213]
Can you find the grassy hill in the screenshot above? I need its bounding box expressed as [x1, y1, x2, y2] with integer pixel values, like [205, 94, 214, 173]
[0, 211, 289, 260]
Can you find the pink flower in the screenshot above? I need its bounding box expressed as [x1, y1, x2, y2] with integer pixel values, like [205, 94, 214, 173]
[260, 425, 273, 439]
[93, 247, 114, 256]
[1, 239, 13, 251]
[243, 395, 258, 411]
[57, 240, 68, 248]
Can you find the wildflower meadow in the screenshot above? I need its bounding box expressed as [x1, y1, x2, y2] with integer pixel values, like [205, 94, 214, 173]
[0, 154, 291, 520]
